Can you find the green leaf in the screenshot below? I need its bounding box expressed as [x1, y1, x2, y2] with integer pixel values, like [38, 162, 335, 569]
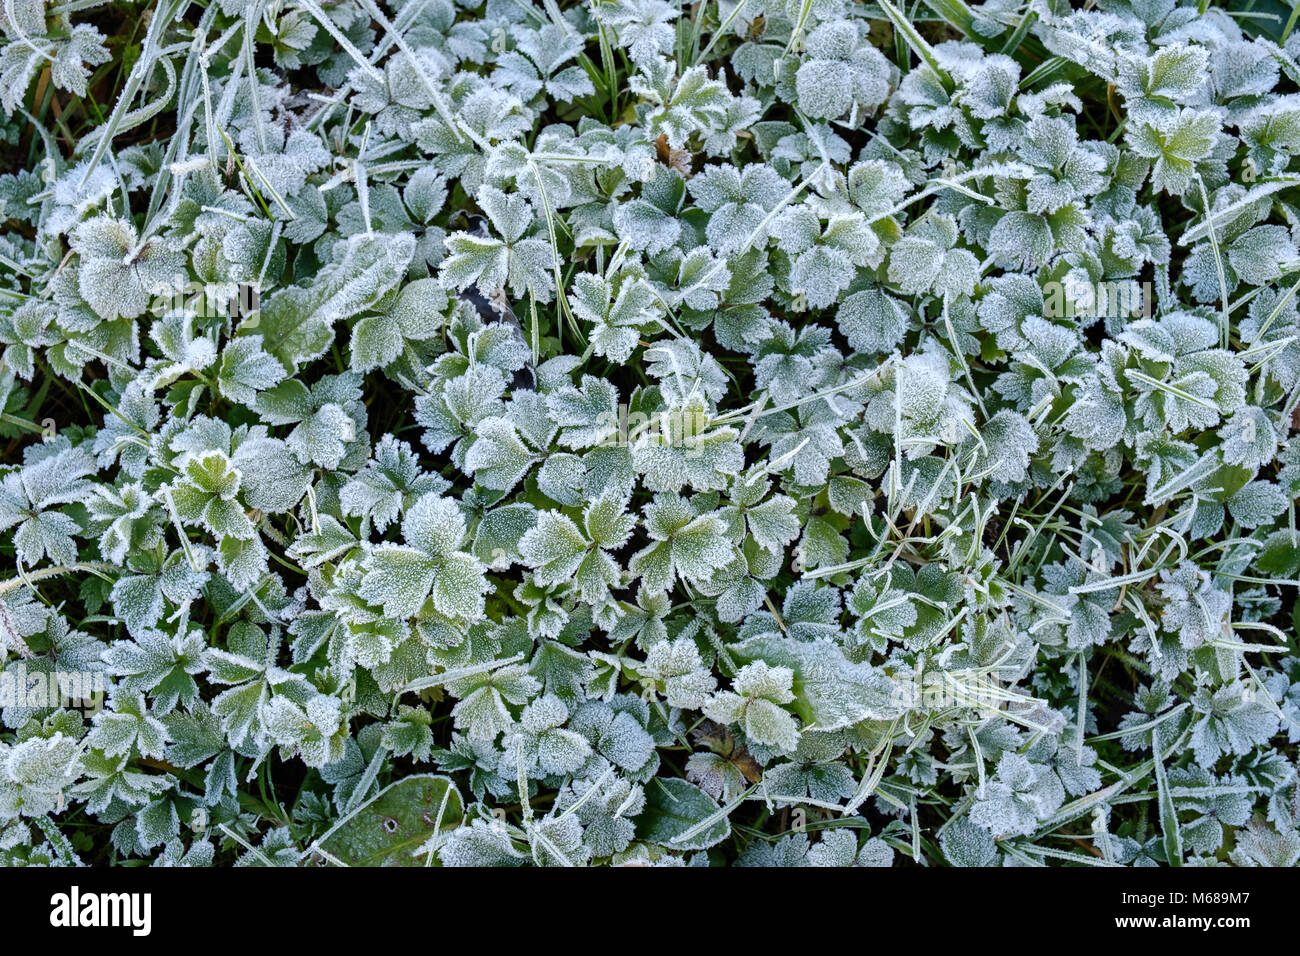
[635, 777, 731, 850]
[729, 634, 900, 731]
[1153, 750, 1183, 867]
[318, 774, 464, 866]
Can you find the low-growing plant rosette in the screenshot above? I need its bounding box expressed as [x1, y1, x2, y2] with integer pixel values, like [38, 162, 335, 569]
[0, 0, 1299, 867]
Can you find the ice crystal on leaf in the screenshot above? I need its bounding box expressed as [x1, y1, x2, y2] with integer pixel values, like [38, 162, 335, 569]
[359, 495, 489, 621]
[1, 0, 1298, 869]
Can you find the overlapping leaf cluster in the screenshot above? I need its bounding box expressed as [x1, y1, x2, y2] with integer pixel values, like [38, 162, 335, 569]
[1, 0, 1299, 867]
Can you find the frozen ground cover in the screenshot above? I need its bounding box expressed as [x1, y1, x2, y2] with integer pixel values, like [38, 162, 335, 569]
[0, 0, 1299, 867]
